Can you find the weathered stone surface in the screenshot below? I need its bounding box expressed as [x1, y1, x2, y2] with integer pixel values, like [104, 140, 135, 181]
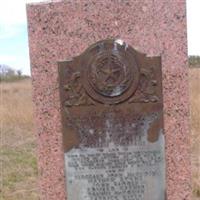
[27, 0, 191, 200]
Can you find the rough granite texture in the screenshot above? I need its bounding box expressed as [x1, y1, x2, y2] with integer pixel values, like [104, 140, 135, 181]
[27, 0, 191, 199]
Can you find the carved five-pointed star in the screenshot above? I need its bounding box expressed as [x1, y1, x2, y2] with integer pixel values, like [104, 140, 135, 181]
[98, 56, 121, 83]
[100, 67, 121, 82]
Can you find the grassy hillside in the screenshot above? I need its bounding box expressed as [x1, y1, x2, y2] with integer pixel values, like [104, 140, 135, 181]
[0, 69, 200, 199]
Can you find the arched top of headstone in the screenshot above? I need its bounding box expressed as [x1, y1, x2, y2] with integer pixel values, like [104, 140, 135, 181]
[58, 39, 161, 105]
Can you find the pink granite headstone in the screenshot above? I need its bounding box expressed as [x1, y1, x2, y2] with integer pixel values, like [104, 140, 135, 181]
[27, 0, 191, 200]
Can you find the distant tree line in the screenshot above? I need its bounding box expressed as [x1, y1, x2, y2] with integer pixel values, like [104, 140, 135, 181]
[0, 56, 199, 82]
[0, 64, 29, 82]
[189, 56, 200, 67]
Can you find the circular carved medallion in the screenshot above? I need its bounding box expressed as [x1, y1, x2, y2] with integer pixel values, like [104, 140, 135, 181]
[82, 39, 140, 104]
[89, 52, 132, 97]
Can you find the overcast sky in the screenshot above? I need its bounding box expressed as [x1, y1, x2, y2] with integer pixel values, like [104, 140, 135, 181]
[0, 0, 199, 75]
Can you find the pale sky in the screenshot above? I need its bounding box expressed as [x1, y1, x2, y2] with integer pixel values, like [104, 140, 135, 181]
[0, 0, 199, 75]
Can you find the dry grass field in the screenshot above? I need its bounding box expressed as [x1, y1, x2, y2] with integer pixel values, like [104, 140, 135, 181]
[189, 68, 200, 199]
[0, 69, 200, 199]
[0, 79, 38, 200]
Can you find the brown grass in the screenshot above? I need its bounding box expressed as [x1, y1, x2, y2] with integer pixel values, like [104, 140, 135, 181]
[0, 69, 200, 199]
[0, 79, 38, 200]
[189, 68, 200, 199]
[0, 79, 34, 130]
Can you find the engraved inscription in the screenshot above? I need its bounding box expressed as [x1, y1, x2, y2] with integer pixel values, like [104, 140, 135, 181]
[64, 111, 165, 200]
[65, 143, 165, 200]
